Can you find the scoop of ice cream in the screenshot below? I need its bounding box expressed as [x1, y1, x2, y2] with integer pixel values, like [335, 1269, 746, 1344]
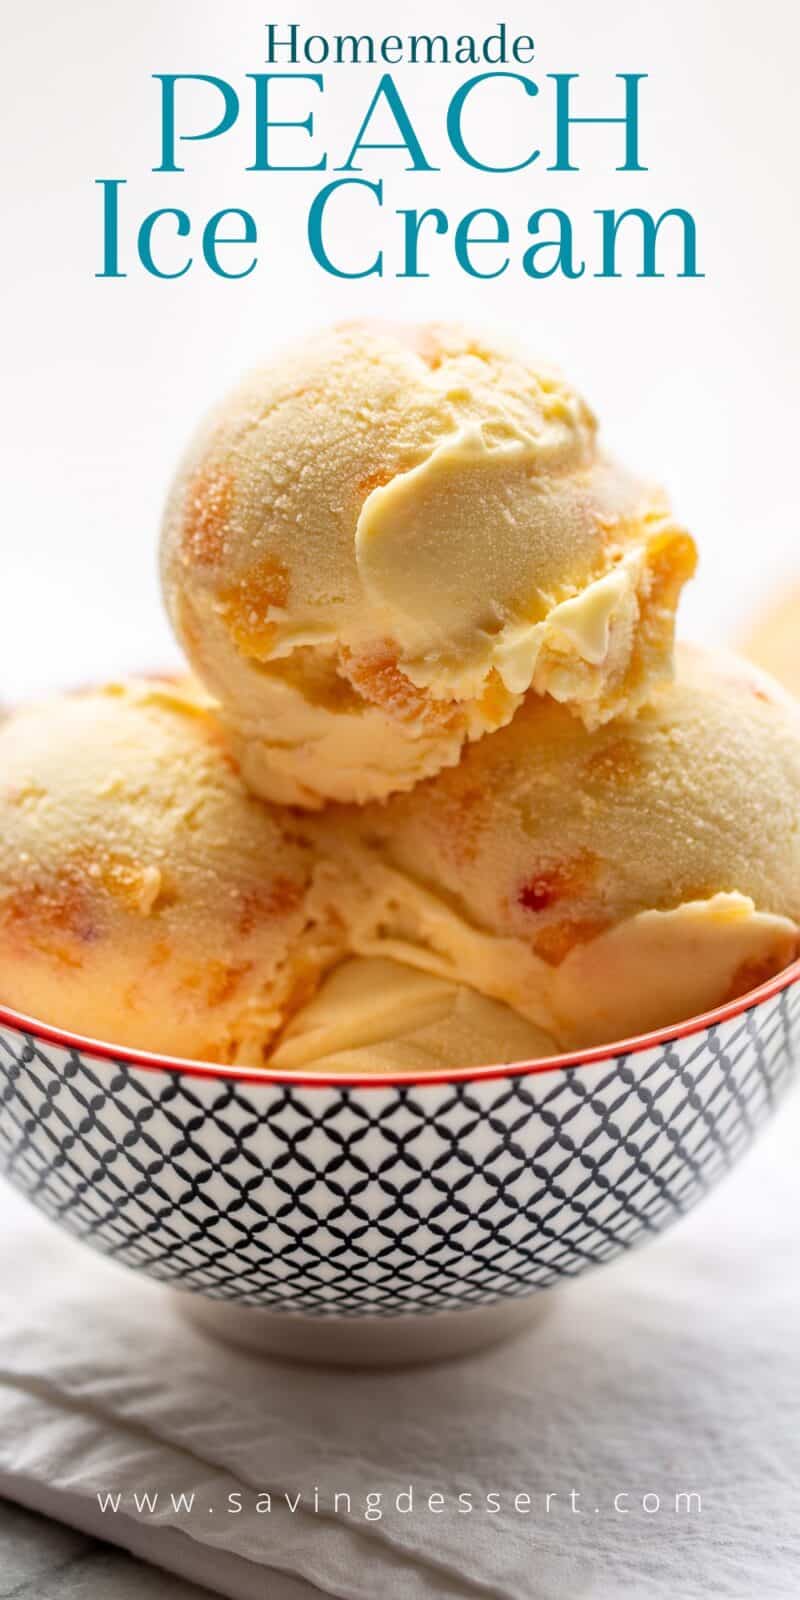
[161, 321, 696, 807]
[741, 584, 800, 697]
[311, 646, 800, 1048]
[0, 680, 340, 1063]
[270, 956, 556, 1074]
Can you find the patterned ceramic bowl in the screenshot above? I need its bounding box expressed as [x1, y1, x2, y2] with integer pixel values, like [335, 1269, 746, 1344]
[1, 963, 799, 1365]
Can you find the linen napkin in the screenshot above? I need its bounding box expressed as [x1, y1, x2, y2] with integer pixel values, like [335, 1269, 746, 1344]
[0, 1094, 798, 1600]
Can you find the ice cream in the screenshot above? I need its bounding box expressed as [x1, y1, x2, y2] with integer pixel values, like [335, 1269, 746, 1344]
[0, 679, 341, 1063]
[741, 585, 800, 697]
[161, 321, 696, 808]
[270, 956, 556, 1074]
[7, 322, 791, 1074]
[310, 646, 800, 1048]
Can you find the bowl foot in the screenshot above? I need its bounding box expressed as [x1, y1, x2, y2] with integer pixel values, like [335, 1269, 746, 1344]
[178, 1293, 550, 1368]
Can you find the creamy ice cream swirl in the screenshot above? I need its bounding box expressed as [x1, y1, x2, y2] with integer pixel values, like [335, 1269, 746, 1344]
[161, 321, 696, 806]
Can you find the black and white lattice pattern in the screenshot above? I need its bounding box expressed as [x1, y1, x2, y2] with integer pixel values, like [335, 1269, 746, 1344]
[1, 986, 798, 1316]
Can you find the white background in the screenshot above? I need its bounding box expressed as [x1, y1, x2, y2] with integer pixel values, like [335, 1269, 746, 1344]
[1, 13, 799, 1596]
[1, 0, 798, 701]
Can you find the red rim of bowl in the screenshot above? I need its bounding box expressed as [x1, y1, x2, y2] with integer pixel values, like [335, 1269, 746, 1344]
[0, 956, 798, 1090]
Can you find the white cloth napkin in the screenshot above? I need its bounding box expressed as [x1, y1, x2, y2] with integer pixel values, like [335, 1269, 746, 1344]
[1, 1092, 799, 1600]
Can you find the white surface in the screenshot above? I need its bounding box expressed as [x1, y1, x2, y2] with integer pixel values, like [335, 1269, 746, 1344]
[2, 3, 799, 1595]
[0, 1095, 798, 1600]
[0, 1497, 216, 1600]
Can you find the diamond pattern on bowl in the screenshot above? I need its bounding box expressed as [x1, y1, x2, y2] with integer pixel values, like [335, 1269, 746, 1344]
[1, 985, 798, 1317]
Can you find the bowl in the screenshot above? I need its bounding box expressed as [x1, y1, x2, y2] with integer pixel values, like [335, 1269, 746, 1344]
[1, 963, 799, 1366]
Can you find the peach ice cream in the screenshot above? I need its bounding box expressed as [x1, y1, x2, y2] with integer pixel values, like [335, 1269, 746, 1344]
[0, 680, 339, 1063]
[161, 321, 695, 808]
[270, 956, 556, 1074]
[311, 647, 800, 1049]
